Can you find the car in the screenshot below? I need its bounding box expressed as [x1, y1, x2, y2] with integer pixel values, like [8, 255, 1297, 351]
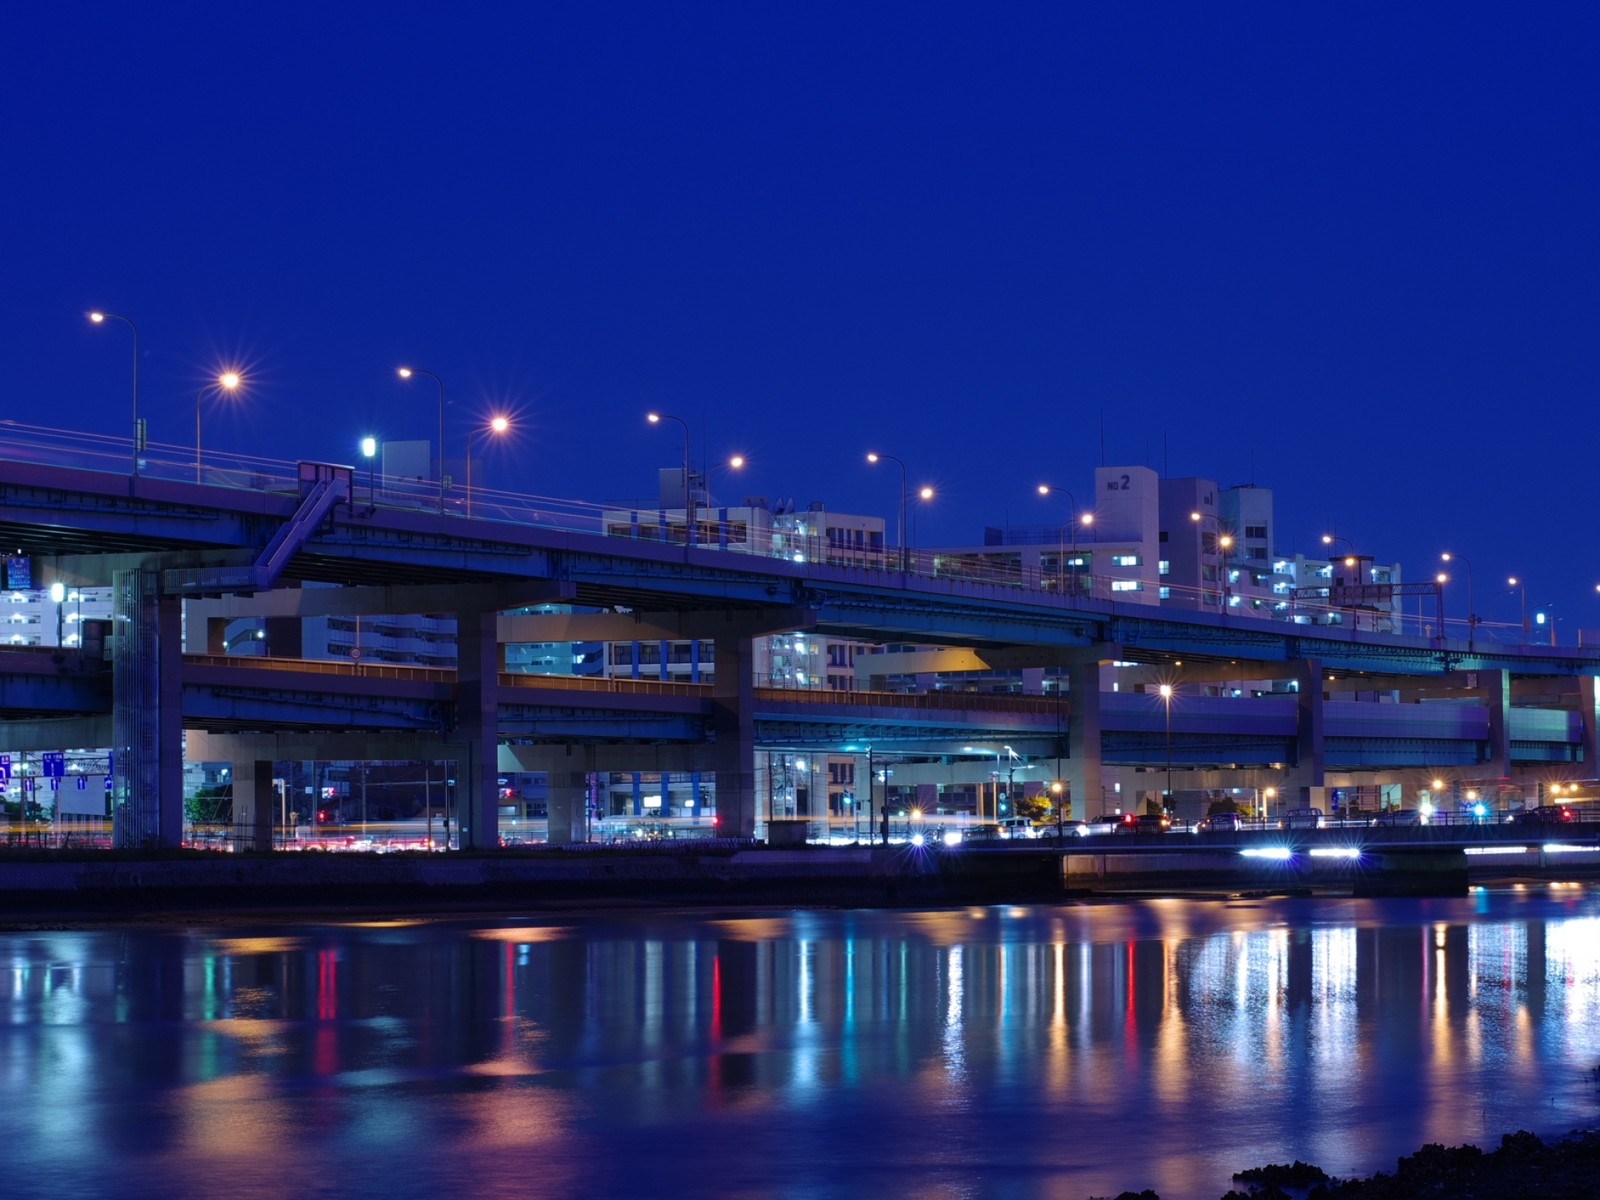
[998, 817, 1036, 840]
[1279, 807, 1325, 830]
[1086, 814, 1124, 833]
[1114, 812, 1172, 834]
[1371, 809, 1423, 826]
[1509, 805, 1575, 826]
[1053, 820, 1092, 838]
[962, 822, 1004, 842]
[1196, 812, 1243, 832]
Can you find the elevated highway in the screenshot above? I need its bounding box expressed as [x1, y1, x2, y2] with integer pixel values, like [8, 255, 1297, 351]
[4, 422, 1600, 850]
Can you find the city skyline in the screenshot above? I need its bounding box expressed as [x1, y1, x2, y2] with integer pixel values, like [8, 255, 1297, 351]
[6, 5, 1598, 630]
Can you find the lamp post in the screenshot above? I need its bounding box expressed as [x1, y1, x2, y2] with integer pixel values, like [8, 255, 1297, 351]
[1508, 576, 1528, 643]
[1440, 552, 1476, 650]
[1159, 683, 1174, 811]
[1190, 511, 1234, 609]
[867, 451, 912, 572]
[1037, 484, 1095, 595]
[195, 371, 242, 483]
[465, 415, 510, 518]
[397, 367, 447, 512]
[361, 437, 378, 510]
[88, 311, 141, 477]
[648, 412, 694, 544]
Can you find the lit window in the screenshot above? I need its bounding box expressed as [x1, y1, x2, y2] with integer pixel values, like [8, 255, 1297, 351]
[1111, 554, 1141, 567]
[1111, 580, 1142, 592]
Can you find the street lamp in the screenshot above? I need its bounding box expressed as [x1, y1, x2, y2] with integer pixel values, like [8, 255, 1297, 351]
[1190, 512, 1234, 609]
[1037, 484, 1095, 595]
[87, 310, 141, 476]
[397, 367, 447, 512]
[1158, 683, 1175, 810]
[195, 371, 242, 483]
[1508, 576, 1529, 643]
[648, 412, 694, 544]
[1440, 552, 1477, 650]
[361, 436, 378, 510]
[465, 415, 511, 518]
[867, 451, 928, 572]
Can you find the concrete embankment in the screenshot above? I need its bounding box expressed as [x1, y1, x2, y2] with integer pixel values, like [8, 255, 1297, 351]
[0, 844, 1072, 918]
[2, 843, 1594, 920]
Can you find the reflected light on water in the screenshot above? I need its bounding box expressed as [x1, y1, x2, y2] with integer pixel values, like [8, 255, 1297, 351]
[1, 889, 1598, 1199]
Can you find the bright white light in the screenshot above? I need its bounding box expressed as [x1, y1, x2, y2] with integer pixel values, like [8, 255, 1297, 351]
[1309, 847, 1362, 859]
[1465, 846, 1529, 856]
[942, 831, 962, 846]
[1241, 847, 1294, 860]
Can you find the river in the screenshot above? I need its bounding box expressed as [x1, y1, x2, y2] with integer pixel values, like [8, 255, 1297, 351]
[3, 886, 1598, 1200]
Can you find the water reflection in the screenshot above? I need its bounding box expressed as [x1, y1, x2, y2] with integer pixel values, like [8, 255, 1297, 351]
[2, 890, 1598, 1200]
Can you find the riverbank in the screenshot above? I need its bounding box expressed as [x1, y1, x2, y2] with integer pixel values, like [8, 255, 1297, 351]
[1195, 1127, 1600, 1200]
[0, 843, 1594, 924]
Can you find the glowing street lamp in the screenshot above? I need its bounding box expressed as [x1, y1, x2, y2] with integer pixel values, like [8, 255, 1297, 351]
[1508, 576, 1528, 643]
[1159, 683, 1175, 808]
[867, 452, 931, 572]
[1191, 512, 1234, 608]
[1038, 484, 1095, 595]
[465, 415, 511, 518]
[88, 310, 141, 476]
[397, 367, 447, 512]
[195, 370, 242, 482]
[1440, 552, 1477, 650]
[647, 412, 694, 544]
[361, 436, 378, 510]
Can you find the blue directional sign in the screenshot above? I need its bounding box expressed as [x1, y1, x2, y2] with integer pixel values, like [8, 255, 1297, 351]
[0, 754, 10, 785]
[42, 752, 65, 779]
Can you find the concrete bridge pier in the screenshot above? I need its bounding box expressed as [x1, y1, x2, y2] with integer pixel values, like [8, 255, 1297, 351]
[711, 635, 757, 838]
[1282, 658, 1327, 811]
[111, 569, 186, 849]
[1064, 657, 1106, 822]
[454, 606, 503, 850]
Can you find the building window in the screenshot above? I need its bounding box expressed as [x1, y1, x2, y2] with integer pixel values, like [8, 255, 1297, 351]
[1111, 554, 1141, 567]
[1111, 580, 1142, 592]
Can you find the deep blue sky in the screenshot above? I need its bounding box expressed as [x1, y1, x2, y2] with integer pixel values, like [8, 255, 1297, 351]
[6, 4, 1598, 635]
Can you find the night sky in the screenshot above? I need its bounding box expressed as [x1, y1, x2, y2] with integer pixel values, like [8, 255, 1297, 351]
[6, 5, 1598, 635]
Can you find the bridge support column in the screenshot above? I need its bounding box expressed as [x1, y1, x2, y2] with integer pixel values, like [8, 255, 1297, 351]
[1065, 659, 1105, 821]
[711, 635, 756, 838]
[111, 569, 185, 849]
[455, 607, 503, 850]
[231, 759, 276, 851]
[546, 767, 591, 845]
[1579, 677, 1600, 780]
[1285, 658, 1327, 811]
[1480, 669, 1510, 784]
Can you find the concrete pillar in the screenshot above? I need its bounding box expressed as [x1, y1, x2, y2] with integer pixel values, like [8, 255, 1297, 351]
[111, 570, 186, 848]
[156, 592, 185, 847]
[1286, 658, 1327, 810]
[1066, 659, 1104, 821]
[546, 767, 590, 845]
[711, 635, 756, 838]
[1479, 669, 1510, 784]
[231, 759, 276, 852]
[1578, 677, 1599, 781]
[454, 607, 502, 850]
